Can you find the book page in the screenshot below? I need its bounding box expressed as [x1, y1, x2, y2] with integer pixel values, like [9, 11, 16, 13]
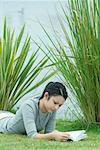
[67, 130, 87, 141]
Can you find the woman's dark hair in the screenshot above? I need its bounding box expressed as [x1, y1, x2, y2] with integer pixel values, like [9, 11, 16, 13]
[39, 82, 68, 100]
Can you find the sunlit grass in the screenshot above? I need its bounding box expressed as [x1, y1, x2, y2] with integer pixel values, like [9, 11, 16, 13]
[0, 120, 100, 150]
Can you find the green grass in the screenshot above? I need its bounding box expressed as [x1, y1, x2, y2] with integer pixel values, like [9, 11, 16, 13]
[0, 120, 100, 150]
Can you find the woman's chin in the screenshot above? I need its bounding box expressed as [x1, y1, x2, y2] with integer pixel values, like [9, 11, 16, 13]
[48, 109, 56, 113]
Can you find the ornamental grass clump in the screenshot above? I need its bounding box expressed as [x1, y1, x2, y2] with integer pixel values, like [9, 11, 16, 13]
[39, 0, 100, 124]
[0, 18, 55, 110]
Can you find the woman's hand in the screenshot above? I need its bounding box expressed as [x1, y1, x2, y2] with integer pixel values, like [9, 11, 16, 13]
[51, 130, 70, 142]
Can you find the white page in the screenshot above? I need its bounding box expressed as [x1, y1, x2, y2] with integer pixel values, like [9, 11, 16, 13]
[67, 130, 87, 141]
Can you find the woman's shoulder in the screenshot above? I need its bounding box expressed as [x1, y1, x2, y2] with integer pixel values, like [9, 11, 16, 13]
[20, 98, 39, 109]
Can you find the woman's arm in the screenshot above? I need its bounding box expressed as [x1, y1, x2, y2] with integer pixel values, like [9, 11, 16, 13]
[44, 112, 56, 134]
[21, 102, 38, 138]
[35, 131, 70, 142]
[35, 132, 54, 140]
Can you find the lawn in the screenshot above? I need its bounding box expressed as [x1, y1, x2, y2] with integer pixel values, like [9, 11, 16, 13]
[0, 120, 100, 150]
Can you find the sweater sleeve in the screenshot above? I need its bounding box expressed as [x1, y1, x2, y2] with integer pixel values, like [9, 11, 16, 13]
[44, 112, 56, 133]
[21, 102, 38, 138]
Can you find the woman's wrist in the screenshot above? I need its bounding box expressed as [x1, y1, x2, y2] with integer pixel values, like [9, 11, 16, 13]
[35, 132, 55, 140]
[49, 132, 55, 140]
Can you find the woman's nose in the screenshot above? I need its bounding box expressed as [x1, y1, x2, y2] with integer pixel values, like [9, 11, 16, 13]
[55, 105, 59, 110]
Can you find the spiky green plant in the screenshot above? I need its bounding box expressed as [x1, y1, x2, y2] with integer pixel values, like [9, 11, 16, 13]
[39, 0, 100, 124]
[0, 18, 56, 110]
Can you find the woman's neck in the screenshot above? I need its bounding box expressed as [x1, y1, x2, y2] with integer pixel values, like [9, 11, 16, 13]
[38, 98, 47, 113]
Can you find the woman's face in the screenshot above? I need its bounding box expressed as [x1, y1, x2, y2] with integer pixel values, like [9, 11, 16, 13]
[44, 94, 65, 113]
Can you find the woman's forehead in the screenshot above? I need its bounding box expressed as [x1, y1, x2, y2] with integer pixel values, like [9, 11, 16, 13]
[52, 96, 64, 103]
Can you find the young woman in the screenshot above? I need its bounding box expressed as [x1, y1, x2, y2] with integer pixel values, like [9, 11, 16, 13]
[0, 82, 70, 142]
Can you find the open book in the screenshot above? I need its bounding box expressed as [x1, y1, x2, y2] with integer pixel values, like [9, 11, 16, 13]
[67, 130, 87, 141]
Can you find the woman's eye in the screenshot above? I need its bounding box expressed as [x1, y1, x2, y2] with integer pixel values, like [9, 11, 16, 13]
[54, 102, 57, 104]
[54, 101, 62, 107]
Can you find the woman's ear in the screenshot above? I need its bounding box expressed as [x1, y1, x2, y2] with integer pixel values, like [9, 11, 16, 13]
[44, 92, 49, 99]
